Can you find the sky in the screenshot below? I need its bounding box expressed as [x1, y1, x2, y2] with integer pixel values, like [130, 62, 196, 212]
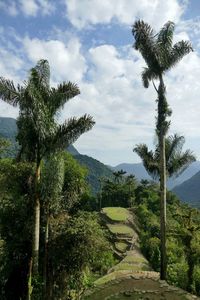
[0, 0, 200, 166]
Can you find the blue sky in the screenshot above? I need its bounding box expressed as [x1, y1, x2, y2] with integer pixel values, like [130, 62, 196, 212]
[0, 0, 200, 166]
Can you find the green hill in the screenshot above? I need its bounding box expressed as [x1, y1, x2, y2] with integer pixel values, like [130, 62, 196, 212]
[173, 171, 200, 207]
[84, 207, 197, 300]
[74, 154, 113, 194]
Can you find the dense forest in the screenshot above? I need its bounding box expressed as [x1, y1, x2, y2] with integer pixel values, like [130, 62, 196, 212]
[0, 18, 200, 300]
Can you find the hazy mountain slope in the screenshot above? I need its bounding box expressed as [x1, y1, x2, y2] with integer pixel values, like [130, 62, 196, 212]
[0, 117, 17, 141]
[112, 161, 200, 189]
[111, 163, 151, 181]
[75, 154, 113, 194]
[173, 171, 200, 208]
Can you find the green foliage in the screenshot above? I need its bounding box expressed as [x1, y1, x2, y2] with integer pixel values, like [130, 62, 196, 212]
[0, 159, 34, 299]
[100, 173, 137, 208]
[134, 134, 196, 180]
[0, 137, 11, 158]
[75, 154, 113, 194]
[48, 212, 115, 299]
[0, 153, 113, 299]
[135, 180, 200, 295]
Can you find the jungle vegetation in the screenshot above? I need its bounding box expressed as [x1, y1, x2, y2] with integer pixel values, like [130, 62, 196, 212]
[0, 20, 199, 300]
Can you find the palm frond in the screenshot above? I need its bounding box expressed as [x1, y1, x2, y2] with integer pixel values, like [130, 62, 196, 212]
[34, 59, 50, 88]
[165, 134, 185, 163]
[132, 20, 160, 72]
[28, 60, 50, 105]
[142, 67, 158, 88]
[133, 144, 159, 180]
[49, 82, 80, 114]
[168, 149, 196, 177]
[167, 40, 193, 70]
[157, 21, 175, 50]
[47, 114, 95, 153]
[0, 78, 21, 106]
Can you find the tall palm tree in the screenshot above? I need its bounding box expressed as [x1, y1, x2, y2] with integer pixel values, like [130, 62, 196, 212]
[0, 60, 95, 297]
[132, 20, 193, 279]
[134, 134, 196, 180]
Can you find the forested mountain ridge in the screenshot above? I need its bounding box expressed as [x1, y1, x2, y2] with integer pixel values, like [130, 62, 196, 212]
[75, 154, 113, 194]
[112, 161, 200, 190]
[173, 171, 200, 208]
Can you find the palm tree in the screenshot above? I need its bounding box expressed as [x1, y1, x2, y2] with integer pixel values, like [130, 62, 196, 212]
[132, 20, 193, 279]
[134, 134, 196, 180]
[0, 60, 95, 298]
[113, 169, 127, 183]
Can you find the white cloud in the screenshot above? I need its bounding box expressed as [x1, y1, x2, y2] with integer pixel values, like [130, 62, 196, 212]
[0, 0, 55, 17]
[0, 0, 18, 16]
[59, 43, 157, 164]
[23, 36, 87, 83]
[19, 0, 39, 16]
[0, 47, 24, 119]
[58, 37, 200, 164]
[0, 3, 200, 165]
[36, 0, 55, 15]
[65, 0, 186, 29]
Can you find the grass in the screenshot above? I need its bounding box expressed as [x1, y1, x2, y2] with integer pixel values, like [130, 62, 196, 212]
[102, 207, 131, 222]
[107, 224, 134, 237]
[94, 270, 134, 286]
[123, 255, 148, 264]
[113, 263, 151, 271]
[115, 242, 128, 252]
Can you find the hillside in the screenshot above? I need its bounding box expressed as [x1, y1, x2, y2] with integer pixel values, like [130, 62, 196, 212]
[112, 161, 200, 189]
[0, 117, 17, 141]
[0, 117, 113, 193]
[84, 207, 198, 300]
[173, 171, 200, 207]
[74, 154, 113, 194]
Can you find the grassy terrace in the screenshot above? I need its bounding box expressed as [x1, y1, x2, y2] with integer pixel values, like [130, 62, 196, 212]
[102, 207, 131, 222]
[107, 224, 134, 237]
[115, 242, 128, 252]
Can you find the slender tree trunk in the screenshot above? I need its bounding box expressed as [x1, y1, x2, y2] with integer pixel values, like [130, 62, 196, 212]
[159, 133, 167, 280]
[27, 258, 33, 300]
[157, 74, 168, 280]
[27, 159, 41, 299]
[43, 203, 49, 299]
[33, 159, 41, 274]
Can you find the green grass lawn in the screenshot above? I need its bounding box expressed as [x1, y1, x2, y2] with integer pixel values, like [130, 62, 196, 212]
[108, 224, 134, 237]
[102, 207, 131, 222]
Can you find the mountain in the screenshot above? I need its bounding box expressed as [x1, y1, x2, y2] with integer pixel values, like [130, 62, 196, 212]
[111, 163, 151, 181]
[74, 154, 113, 194]
[173, 171, 200, 208]
[0, 117, 112, 193]
[112, 161, 200, 189]
[0, 117, 17, 141]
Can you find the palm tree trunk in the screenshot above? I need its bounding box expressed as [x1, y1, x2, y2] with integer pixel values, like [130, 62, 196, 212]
[159, 133, 167, 280]
[157, 74, 167, 280]
[27, 159, 41, 299]
[33, 159, 41, 274]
